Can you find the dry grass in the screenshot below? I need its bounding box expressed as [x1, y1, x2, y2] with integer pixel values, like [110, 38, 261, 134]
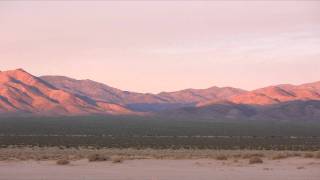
[315, 151, 320, 159]
[249, 157, 263, 164]
[0, 147, 318, 162]
[56, 159, 70, 165]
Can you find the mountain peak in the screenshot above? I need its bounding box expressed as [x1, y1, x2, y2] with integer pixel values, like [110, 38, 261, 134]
[0, 68, 42, 85]
[2, 68, 28, 74]
[2, 68, 32, 77]
[15, 68, 27, 72]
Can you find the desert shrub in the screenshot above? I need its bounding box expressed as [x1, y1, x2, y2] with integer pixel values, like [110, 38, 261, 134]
[56, 159, 70, 165]
[315, 151, 320, 159]
[40, 155, 50, 160]
[272, 153, 288, 160]
[289, 152, 301, 157]
[242, 153, 264, 159]
[216, 155, 228, 160]
[232, 154, 242, 158]
[250, 153, 264, 157]
[111, 156, 123, 163]
[249, 157, 263, 164]
[304, 153, 314, 158]
[88, 154, 110, 162]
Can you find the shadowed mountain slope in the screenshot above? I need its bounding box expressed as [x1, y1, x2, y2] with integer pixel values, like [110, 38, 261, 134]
[159, 100, 320, 121]
[40, 76, 167, 105]
[41, 75, 246, 111]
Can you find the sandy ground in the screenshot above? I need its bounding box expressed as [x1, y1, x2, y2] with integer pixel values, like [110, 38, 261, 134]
[0, 158, 319, 180]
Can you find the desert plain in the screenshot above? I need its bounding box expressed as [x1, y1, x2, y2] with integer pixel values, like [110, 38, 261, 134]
[0, 148, 319, 180]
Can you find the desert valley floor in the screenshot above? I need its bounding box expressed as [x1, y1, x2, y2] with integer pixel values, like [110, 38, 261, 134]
[0, 158, 319, 180]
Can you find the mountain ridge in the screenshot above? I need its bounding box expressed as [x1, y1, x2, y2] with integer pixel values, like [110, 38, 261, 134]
[1, 68, 320, 120]
[41, 75, 246, 111]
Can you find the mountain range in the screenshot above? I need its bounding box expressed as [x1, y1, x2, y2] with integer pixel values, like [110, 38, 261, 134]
[1, 69, 320, 121]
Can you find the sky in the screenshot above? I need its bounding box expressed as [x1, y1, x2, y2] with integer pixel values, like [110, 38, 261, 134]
[0, 1, 319, 93]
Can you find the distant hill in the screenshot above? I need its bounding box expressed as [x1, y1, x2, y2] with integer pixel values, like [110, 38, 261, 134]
[159, 100, 320, 121]
[230, 82, 320, 105]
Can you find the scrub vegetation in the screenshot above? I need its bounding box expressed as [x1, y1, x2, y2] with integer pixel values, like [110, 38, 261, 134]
[0, 116, 320, 150]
